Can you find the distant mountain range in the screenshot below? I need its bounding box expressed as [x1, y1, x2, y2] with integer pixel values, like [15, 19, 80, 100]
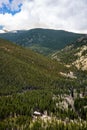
[0, 28, 84, 55]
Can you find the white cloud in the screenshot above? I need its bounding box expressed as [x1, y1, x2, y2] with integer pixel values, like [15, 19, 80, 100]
[0, 0, 87, 33]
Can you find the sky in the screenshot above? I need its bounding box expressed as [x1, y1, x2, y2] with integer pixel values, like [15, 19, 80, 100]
[0, 0, 87, 33]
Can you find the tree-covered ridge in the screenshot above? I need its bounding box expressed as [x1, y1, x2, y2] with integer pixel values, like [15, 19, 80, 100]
[0, 28, 83, 55]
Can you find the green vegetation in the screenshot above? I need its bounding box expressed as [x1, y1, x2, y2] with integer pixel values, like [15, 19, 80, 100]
[0, 38, 73, 95]
[75, 97, 87, 120]
[0, 38, 87, 129]
[0, 90, 69, 120]
[0, 90, 87, 129]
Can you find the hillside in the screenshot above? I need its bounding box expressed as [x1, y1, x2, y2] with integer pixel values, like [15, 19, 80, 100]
[0, 28, 83, 55]
[1, 38, 87, 95]
[52, 35, 87, 71]
[0, 38, 75, 95]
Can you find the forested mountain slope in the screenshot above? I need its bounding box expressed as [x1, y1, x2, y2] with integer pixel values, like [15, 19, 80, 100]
[0, 38, 73, 95]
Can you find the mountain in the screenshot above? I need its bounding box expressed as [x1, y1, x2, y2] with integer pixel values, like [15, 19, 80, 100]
[0, 28, 83, 55]
[52, 35, 87, 71]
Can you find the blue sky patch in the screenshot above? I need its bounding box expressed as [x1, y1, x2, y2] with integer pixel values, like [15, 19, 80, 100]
[0, 2, 22, 15]
[9, 0, 13, 3]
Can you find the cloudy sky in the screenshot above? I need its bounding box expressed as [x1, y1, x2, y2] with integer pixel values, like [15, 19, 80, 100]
[0, 0, 87, 33]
